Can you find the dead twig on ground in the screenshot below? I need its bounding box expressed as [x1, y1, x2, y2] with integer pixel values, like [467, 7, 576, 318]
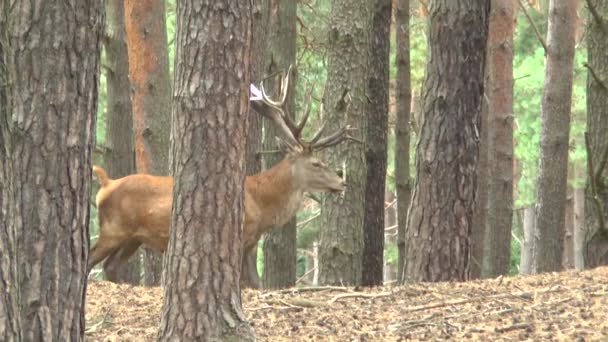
[327, 291, 393, 305]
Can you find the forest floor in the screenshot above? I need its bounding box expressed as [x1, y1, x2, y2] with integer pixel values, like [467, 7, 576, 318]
[86, 267, 608, 341]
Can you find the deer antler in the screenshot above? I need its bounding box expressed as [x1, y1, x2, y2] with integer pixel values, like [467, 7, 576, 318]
[250, 65, 359, 153]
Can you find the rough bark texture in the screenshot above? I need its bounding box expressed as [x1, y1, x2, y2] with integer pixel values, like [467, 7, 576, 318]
[124, 0, 172, 285]
[394, 0, 412, 284]
[533, 0, 578, 273]
[362, 0, 391, 287]
[102, 0, 141, 285]
[318, 0, 372, 286]
[584, 0, 608, 268]
[157, 2, 254, 341]
[403, 0, 489, 283]
[0, 1, 103, 340]
[483, 0, 515, 277]
[262, 0, 298, 289]
[240, 0, 269, 289]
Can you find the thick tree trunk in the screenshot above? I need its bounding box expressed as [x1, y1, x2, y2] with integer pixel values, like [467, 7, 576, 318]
[533, 0, 579, 273]
[362, 0, 391, 287]
[125, 0, 172, 285]
[403, 0, 489, 282]
[0, 1, 103, 339]
[157, 2, 254, 341]
[240, 0, 269, 289]
[394, 0, 412, 284]
[483, 0, 515, 277]
[584, 0, 608, 268]
[318, 0, 372, 287]
[102, 0, 141, 286]
[262, 0, 298, 289]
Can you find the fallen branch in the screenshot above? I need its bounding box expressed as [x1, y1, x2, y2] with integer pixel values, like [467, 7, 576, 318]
[258, 285, 351, 298]
[494, 322, 531, 333]
[327, 291, 393, 305]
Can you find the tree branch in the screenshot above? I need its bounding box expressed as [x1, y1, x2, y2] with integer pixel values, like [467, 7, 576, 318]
[516, 0, 548, 54]
[584, 132, 607, 233]
[585, 0, 608, 35]
[583, 62, 608, 91]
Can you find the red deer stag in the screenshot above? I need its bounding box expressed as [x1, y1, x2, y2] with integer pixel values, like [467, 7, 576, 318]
[88, 68, 355, 283]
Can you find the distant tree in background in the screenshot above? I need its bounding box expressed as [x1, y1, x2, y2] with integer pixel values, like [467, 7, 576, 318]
[0, 1, 104, 339]
[125, 0, 172, 285]
[262, 0, 298, 289]
[403, 0, 490, 282]
[319, 0, 372, 286]
[157, 1, 254, 340]
[482, 0, 516, 278]
[394, 0, 412, 284]
[362, 0, 391, 286]
[533, 0, 579, 273]
[102, 0, 141, 285]
[584, 0, 608, 268]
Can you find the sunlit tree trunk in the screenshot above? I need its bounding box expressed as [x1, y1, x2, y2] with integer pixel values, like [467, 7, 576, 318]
[362, 0, 391, 286]
[102, 0, 141, 285]
[483, 0, 515, 277]
[125, 0, 172, 285]
[394, 0, 412, 284]
[533, 0, 579, 273]
[403, 0, 490, 282]
[157, 1, 254, 341]
[0, 1, 103, 339]
[319, 0, 372, 286]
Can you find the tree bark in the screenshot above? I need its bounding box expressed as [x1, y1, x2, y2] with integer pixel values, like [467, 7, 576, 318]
[262, 0, 298, 289]
[584, 0, 608, 268]
[102, 0, 141, 286]
[533, 0, 579, 273]
[403, 0, 490, 282]
[362, 0, 391, 287]
[519, 206, 536, 275]
[157, 2, 254, 341]
[573, 164, 585, 269]
[394, 0, 412, 284]
[0, 1, 103, 339]
[125, 0, 172, 286]
[483, 0, 515, 277]
[319, 0, 372, 286]
[240, 0, 269, 289]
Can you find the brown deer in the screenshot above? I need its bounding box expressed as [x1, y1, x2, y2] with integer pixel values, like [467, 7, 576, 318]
[88, 68, 356, 284]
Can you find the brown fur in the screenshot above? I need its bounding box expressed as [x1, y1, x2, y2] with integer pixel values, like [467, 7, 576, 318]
[87, 153, 343, 275]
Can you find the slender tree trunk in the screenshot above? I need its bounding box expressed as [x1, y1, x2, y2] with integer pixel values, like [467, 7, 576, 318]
[533, 0, 579, 273]
[362, 0, 391, 287]
[262, 0, 298, 289]
[394, 0, 412, 284]
[403, 0, 490, 282]
[102, 0, 141, 286]
[563, 164, 575, 268]
[157, 1, 254, 341]
[520, 206, 536, 275]
[319, 0, 372, 286]
[0, 1, 103, 339]
[573, 165, 585, 269]
[483, 0, 515, 277]
[584, 0, 608, 268]
[240, 0, 270, 289]
[125, 0, 172, 286]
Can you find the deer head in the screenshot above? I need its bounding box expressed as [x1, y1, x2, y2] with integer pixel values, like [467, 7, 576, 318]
[250, 66, 356, 195]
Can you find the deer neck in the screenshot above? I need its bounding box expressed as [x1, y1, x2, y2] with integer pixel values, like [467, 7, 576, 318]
[247, 157, 304, 231]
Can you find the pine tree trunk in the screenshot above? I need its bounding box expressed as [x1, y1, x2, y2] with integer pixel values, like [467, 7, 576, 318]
[520, 206, 536, 275]
[483, 0, 515, 277]
[362, 0, 391, 287]
[262, 0, 298, 289]
[240, 0, 269, 289]
[157, 1, 254, 340]
[573, 165, 585, 269]
[584, 0, 608, 268]
[0, 1, 103, 339]
[403, 0, 490, 282]
[318, 0, 372, 287]
[394, 0, 412, 284]
[533, 0, 579, 273]
[102, 0, 141, 286]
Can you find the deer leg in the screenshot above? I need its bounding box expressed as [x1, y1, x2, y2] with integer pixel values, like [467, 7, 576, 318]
[240, 247, 261, 289]
[102, 239, 143, 276]
[87, 235, 123, 275]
